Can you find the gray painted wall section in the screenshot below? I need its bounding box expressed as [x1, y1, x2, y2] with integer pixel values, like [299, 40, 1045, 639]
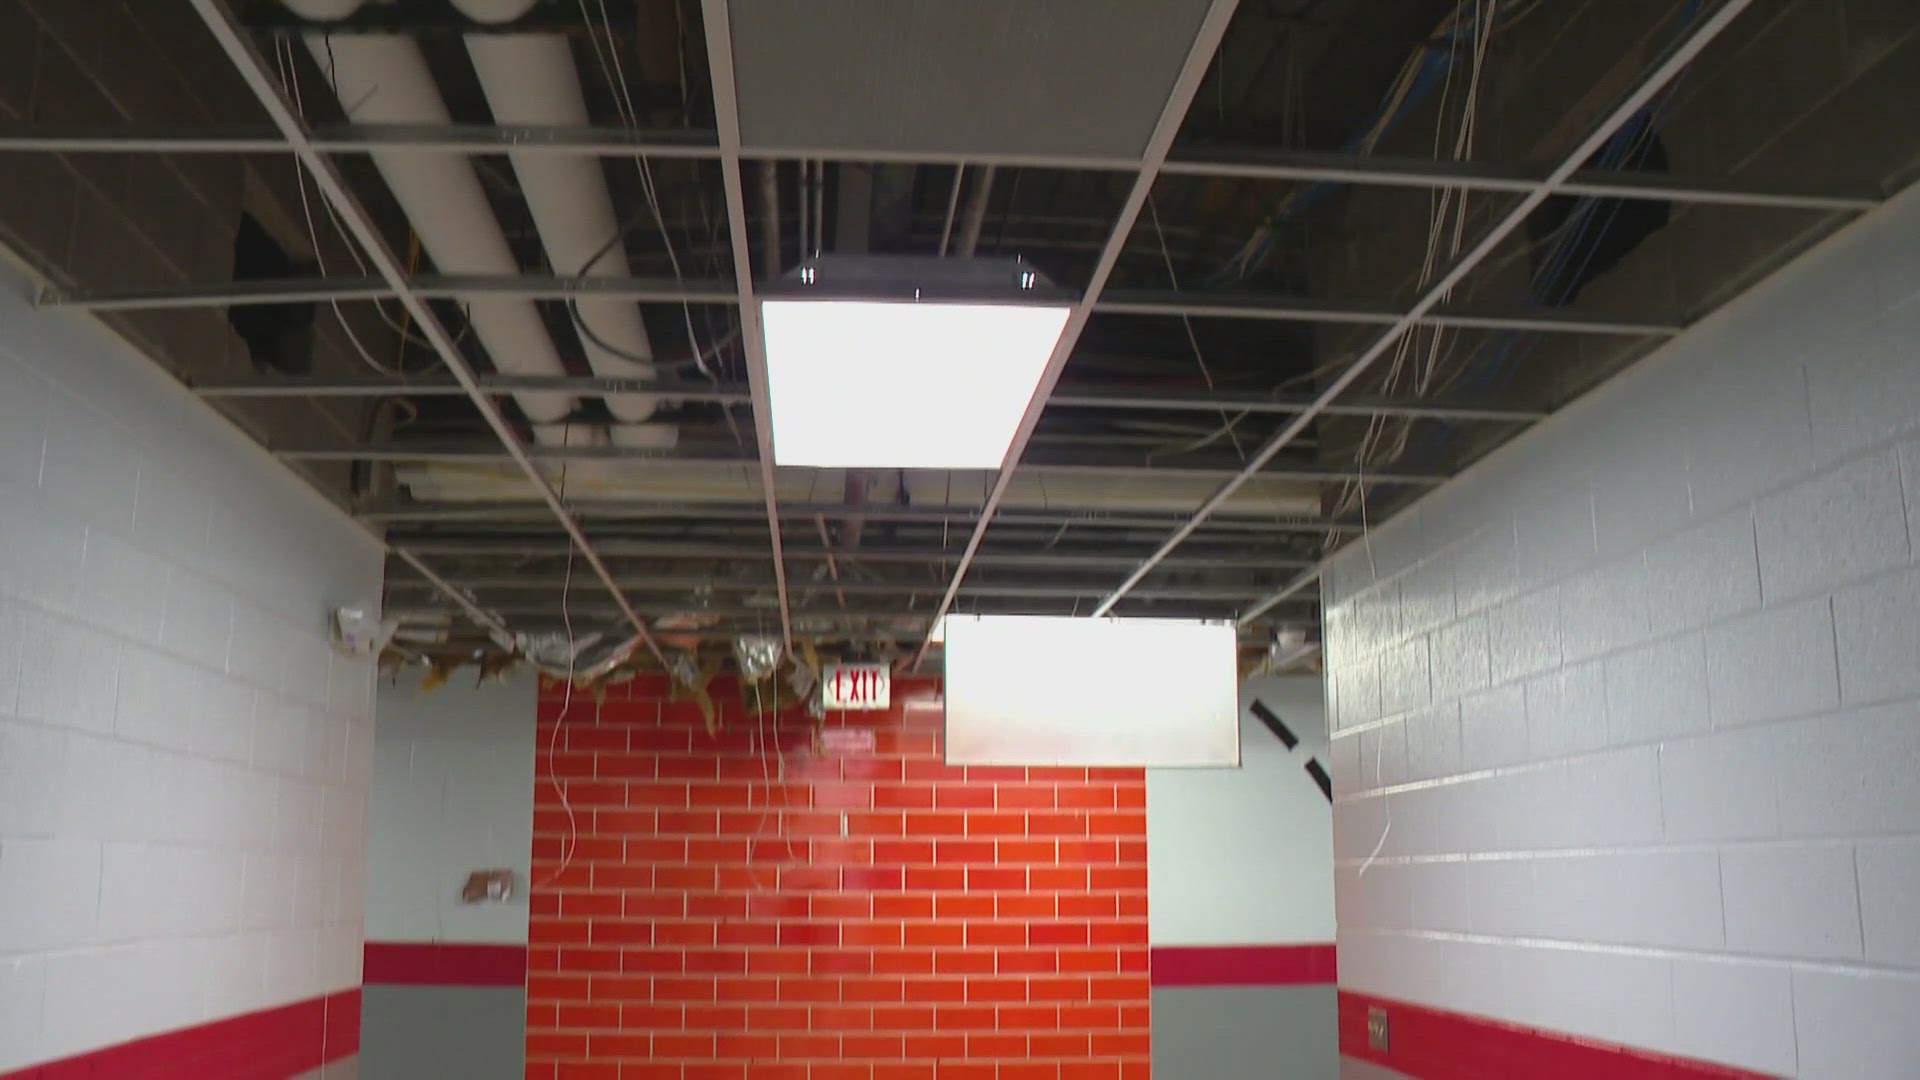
[1153, 986, 1340, 1078]
[359, 986, 526, 1080]
[1148, 677, 1335, 947]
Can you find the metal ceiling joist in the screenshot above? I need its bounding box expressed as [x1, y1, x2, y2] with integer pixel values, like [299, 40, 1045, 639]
[1102, 0, 1760, 621]
[388, 547, 512, 640]
[43, 274, 738, 310]
[382, 575, 1313, 602]
[699, 0, 791, 646]
[355, 498, 1353, 534]
[1047, 386, 1546, 423]
[267, 440, 1451, 486]
[2, 124, 1876, 212]
[907, 0, 1243, 668]
[381, 537, 1311, 571]
[189, 372, 1545, 423]
[1157, 148, 1883, 213]
[1096, 292, 1679, 336]
[1236, 566, 1323, 628]
[388, 603, 1297, 632]
[194, 373, 746, 402]
[49, 274, 1675, 336]
[183, 0, 666, 663]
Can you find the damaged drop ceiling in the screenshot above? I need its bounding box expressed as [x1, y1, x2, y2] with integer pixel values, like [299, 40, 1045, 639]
[0, 0, 1914, 670]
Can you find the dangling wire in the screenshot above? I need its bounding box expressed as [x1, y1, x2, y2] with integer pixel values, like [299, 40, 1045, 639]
[278, 36, 459, 376]
[1144, 192, 1248, 461]
[536, 446, 582, 889]
[576, 0, 743, 445]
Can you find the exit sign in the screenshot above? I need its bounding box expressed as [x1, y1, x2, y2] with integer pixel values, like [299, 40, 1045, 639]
[823, 663, 890, 710]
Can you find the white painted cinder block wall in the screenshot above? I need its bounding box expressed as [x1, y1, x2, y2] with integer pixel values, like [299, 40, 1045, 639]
[1148, 676, 1334, 946]
[0, 267, 384, 1071]
[1324, 182, 1920, 1078]
[366, 675, 536, 943]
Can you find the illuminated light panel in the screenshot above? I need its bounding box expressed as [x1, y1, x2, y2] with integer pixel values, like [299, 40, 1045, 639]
[943, 614, 1240, 767]
[762, 299, 1071, 469]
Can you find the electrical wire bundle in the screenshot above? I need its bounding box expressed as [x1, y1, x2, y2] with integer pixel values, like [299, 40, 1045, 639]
[1214, 0, 1543, 287]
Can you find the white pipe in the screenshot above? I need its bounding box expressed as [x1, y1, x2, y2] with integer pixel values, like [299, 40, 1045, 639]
[460, 29, 666, 426]
[282, 0, 363, 18]
[296, 31, 576, 431]
[448, 0, 535, 20]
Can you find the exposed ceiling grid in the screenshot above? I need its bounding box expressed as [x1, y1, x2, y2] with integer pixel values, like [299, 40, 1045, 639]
[1096, 0, 1761, 620]
[0, 0, 1908, 667]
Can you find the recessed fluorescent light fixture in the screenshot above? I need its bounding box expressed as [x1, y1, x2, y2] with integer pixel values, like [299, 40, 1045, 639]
[761, 256, 1072, 469]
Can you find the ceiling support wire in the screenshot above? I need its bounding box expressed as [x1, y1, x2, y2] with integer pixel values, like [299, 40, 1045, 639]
[908, 0, 1247, 669]
[188, 0, 669, 666]
[579, 0, 736, 431]
[1143, 191, 1247, 462]
[535, 447, 582, 891]
[700, 0, 794, 648]
[1102, 0, 1760, 621]
[1096, 27, 1493, 468]
[1333, 0, 1492, 520]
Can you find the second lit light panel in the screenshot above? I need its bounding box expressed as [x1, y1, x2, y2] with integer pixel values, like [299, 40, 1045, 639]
[762, 299, 1071, 469]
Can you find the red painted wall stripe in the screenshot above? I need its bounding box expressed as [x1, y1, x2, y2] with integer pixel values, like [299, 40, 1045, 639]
[1150, 943, 1336, 987]
[363, 941, 529, 988]
[0, 988, 359, 1080]
[1338, 990, 1778, 1079]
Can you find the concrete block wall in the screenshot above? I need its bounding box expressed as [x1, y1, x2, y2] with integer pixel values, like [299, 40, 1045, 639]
[1147, 676, 1338, 1078]
[0, 264, 384, 1072]
[359, 674, 537, 1080]
[367, 675, 538, 946]
[1324, 180, 1920, 1077]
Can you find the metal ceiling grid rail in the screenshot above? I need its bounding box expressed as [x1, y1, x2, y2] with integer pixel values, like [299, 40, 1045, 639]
[905, 0, 1246, 668]
[0, 125, 1878, 212]
[699, 0, 792, 647]
[41, 276, 1687, 338]
[183, 373, 1551, 423]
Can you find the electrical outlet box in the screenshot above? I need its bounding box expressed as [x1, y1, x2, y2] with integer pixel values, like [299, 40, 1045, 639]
[1367, 1006, 1390, 1052]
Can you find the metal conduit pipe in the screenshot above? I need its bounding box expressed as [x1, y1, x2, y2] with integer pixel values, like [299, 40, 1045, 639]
[454, 0, 673, 443]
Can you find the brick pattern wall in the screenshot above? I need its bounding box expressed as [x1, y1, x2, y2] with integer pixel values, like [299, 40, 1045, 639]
[525, 675, 1151, 1079]
[1324, 182, 1920, 1077]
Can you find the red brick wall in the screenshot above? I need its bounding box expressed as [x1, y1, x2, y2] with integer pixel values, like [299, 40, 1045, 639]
[526, 675, 1151, 1080]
